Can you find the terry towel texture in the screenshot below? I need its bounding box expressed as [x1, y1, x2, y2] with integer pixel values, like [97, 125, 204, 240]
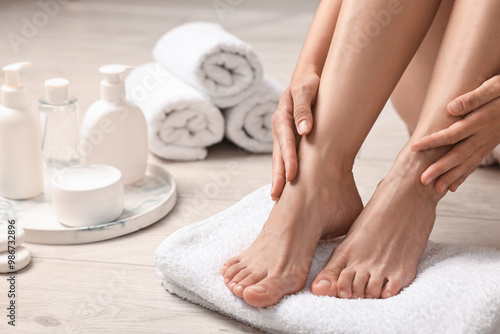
[155, 185, 500, 334]
[126, 63, 224, 161]
[224, 76, 284, 153]
[153, 22, 263, 109]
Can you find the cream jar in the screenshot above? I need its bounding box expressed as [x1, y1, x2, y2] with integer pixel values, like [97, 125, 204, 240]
[51, 165, 124, 227]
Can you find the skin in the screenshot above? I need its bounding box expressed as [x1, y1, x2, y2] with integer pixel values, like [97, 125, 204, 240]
[412, 76, 500, 192]
[223, 0, 500, 307]
[271, 0, 341, 201]
[273, 0, 500, 198]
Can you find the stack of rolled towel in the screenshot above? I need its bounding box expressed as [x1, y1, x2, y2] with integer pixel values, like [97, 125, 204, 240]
[126, 22, 284, 161]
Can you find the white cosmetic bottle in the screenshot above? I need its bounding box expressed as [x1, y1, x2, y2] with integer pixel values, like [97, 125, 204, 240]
[0, 62, 44, 199]
[80, 64, 148, 185]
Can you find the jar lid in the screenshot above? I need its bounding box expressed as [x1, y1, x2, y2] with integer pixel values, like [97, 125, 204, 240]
[51, 165, 124, 203]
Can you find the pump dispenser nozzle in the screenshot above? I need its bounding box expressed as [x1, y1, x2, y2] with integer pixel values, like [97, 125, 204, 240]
[44, 78, 70, 105]
[99, 64, 133, 102]
[1, 62, 31, 109]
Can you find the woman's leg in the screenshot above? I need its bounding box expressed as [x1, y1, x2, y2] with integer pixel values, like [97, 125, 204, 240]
[221, 0, 441, 307]
[312, 0, 500, 299]
[391, 0, 454, 134]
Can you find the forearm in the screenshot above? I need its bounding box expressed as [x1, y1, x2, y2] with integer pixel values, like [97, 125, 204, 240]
[292, 0, 341, 79]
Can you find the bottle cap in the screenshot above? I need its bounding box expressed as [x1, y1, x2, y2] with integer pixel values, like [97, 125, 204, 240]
[44, 78, 70, 104]
[99, 64, 133, 102]
[1, 62, 30, 109]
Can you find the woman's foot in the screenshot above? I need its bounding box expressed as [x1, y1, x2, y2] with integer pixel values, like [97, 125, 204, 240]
[221, 166, 363, 307]
[311, 148, 444, 299]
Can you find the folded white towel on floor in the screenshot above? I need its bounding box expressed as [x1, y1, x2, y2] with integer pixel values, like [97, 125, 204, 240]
[481, 145, 500, 167]
[155, 185, 500, 334]
[223, 77, 284, 153]
[126, 63, 224, 161]
[152, 22, 263, 109]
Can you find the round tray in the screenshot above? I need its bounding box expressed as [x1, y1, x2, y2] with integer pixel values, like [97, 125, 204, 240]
[0, 164, 176, 245]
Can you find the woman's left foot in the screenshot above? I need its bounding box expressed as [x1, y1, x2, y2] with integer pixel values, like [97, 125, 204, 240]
[312, 149, 444, 299]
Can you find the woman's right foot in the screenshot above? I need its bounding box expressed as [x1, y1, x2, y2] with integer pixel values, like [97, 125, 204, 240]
[221, 163, 363, 307]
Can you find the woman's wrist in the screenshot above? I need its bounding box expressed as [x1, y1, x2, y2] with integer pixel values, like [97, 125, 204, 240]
[291, 65, 321, 82]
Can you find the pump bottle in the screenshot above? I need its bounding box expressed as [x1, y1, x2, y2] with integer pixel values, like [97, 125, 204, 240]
[0, 62, 44, 199]
[80, 64, 148, 185]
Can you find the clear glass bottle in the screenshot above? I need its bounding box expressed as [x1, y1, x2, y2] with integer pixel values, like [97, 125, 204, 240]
[39, 78, 80, 195]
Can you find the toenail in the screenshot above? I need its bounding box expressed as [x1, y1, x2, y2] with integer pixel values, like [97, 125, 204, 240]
[352, 293, 359, 299]
[339, 290, 348, 298]
[251, 285, 267, 293]
[317, 280, 331, 287]
[229, 282, 236, 288]
[235, 285, 243, 292]
[224, 278, 230, 285]
[385, 292, 393, 298]
[366, 294, 374, 299]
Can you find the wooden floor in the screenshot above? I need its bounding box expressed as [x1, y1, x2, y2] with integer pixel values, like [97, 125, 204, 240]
[1, 1, 499, 333]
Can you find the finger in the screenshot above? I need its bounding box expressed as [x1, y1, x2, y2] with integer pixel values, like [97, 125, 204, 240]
[447, 145, 494, 192]
[271, 106, 298, 183]
[448, 75, 500, 116]
[449, 174, 468, 192]
[290, 85, 314, 135]
[420, 139, 478, 186]
[271, 131, 286, 200]
[412, 119, 478, 151]
[434, 149, 483, 193]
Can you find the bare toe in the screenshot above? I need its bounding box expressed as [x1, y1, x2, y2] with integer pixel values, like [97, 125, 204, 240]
[228, 268, 252, 292]
[381, 274, 406, 299]
[233, 273, 266, 298]
[311, 261, 343, 297]
[223, 263, 246, 284]
[352, 271, 370, 299]
[336, 268, 356, 299]
[365, 275, 385, 299]
[221, 257, 240, 276]
[243, 275, 299, 308]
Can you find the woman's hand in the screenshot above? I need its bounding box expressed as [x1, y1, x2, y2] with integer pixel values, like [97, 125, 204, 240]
[271, 72, 319, 200]
[411, 75, 500, 193]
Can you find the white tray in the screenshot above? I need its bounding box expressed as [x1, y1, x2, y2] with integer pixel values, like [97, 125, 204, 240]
[0, 164, 177, 245]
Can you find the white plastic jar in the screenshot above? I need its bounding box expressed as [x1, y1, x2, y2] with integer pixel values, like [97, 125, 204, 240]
[51, 165, 124, 227]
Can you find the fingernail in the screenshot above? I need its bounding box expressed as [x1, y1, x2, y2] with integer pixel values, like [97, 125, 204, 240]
[423, 177, 434, 186]
[251, 285, 267, 293]
[339, 290, 348, 298]
[449, 100, 464, 114]
[317, 280, 331, 287]
[235, 285, 243, 292]
[298, 120, 309, 134]
[439, 183, 448, 193]
[224, 278, 230, 285]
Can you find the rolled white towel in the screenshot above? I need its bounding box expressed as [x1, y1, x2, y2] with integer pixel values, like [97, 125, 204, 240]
[223, 77, 284, 153]
[153, 22, 263, 109]
[480, 145, 500, 166]
[126, 63, 224, 161]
